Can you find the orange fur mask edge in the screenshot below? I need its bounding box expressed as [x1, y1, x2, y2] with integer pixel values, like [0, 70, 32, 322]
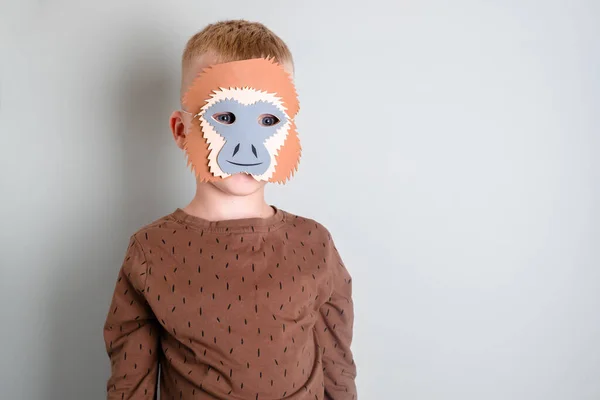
[181, 58, 301, 184]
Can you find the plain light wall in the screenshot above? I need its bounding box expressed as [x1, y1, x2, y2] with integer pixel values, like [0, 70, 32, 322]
[1, 0, 599, 399]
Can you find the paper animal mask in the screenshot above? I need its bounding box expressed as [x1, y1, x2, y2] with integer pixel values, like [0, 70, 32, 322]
[182, 58, 301, 183]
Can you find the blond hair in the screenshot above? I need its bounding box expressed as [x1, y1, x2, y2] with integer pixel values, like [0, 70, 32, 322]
[182, 20, 293, 74]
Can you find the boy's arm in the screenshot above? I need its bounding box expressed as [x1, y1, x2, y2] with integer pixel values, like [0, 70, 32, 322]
[316, 243, 357, 399]
[103, 236, 159, 400]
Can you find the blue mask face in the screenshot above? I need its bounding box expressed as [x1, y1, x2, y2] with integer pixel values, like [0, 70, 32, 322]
[202, 99, 288, 176]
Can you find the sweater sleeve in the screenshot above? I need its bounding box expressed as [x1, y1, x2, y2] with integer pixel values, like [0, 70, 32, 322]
[103, 236, 159, 400]
[316, 240, 357, 399]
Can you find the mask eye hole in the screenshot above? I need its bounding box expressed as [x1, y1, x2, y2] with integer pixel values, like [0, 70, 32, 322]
[259, 114, 280, 127]
[213, 112, 236, 124]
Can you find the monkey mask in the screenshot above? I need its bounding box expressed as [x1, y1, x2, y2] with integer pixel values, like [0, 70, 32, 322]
[182, 58, 301, 184]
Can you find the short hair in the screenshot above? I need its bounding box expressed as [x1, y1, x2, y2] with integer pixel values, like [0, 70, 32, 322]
[182, 20, 293, 74]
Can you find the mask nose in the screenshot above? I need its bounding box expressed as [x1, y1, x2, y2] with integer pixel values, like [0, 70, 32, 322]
[231, 144, 259, 158]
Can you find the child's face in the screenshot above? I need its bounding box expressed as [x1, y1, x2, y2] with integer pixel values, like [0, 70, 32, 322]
[171, 53, 295, 197]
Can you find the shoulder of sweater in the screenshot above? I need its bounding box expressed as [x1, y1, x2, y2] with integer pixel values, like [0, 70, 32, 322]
[280, 210, 334, 242]
[129, 211, 180, 240]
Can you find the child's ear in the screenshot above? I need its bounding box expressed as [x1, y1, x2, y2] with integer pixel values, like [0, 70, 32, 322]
[169, 111, 187, 150]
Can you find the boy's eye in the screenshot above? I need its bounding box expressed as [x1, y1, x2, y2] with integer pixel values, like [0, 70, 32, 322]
[259, 114, 280, 127]
[213, 112, 236, 124]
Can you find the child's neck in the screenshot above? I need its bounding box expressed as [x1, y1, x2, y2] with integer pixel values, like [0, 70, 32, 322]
[183, 183, 273, 222]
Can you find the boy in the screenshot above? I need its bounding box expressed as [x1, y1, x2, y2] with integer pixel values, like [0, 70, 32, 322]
[104, 20, 356, 400]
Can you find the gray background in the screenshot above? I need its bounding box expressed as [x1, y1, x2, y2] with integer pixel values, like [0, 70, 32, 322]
[1, 0, 599, 399]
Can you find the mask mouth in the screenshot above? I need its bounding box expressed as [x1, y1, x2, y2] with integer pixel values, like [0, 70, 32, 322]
[226, 161, 263, 167]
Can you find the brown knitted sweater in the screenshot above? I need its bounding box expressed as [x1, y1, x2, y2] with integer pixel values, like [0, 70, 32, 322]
[103, 208, 356, 400]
